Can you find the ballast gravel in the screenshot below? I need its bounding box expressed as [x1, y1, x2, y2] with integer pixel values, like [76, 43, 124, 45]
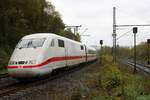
[0, 61, 101, 100]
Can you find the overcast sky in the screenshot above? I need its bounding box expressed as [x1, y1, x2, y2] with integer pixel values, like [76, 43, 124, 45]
[48, 0, 150, 47]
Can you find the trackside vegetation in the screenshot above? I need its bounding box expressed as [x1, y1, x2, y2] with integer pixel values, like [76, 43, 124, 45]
[116, 42, 149, 64]
[69, 54, 150, 100]
[90, 55, 150, 100]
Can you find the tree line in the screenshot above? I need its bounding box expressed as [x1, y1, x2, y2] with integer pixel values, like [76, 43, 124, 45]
[0, 0, 80, 69]
[101, 42, 149, 64]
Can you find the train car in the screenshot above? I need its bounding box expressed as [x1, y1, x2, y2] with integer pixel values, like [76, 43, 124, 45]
[86, 46, 97, 62]
[7, 33, 97, 79]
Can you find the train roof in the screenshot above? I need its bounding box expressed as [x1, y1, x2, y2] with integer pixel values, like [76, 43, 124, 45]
[22, 33, 55, 39]
[22, 33, 97, 50]
[22, 33, 83, 45]
[86, 46, 97, 51]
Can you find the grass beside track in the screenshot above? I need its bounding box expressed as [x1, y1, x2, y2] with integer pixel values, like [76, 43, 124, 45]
[69, 55, 150, 100]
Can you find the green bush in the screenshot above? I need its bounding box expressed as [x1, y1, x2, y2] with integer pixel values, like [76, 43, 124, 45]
[136, 95, 150, 100]
[91, 95, 113, 100]
[101, 55, 113, 64]
[123, 74, 150, 100]
[94, 54, 150, 99]
[99, 64, 122, 91]
[0, 47, 12, 69]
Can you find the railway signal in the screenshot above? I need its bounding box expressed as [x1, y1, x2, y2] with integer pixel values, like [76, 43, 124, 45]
[133, 27, 138, 73]
[100, 40, 103, 64]
[100, 40, 103, 45]
[112, 7, 150, 64]
[147, 39, 150, 65]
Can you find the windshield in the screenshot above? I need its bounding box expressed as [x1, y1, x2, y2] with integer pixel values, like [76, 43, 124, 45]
[16, 38, 46, 49]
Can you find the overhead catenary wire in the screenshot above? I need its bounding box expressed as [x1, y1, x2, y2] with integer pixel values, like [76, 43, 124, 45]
[116, 29, 132, 40]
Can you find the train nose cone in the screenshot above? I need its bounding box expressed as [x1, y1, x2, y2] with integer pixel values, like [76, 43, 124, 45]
[8, 68, 40, 78]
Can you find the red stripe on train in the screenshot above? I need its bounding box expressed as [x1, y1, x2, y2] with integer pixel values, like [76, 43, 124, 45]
[7, 56, 85, 69]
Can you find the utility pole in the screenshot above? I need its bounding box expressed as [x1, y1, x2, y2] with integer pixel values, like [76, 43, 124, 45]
[65, 25, 82, 35]
[65, 25, 82, 40]
[113, 7, 150, 69]
[133, 27, 138, 73]
[100, 40, 103, 64]
[112, 7, 117, 63]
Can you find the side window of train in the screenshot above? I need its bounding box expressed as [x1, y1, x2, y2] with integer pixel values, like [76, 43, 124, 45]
[81, 45, 84, 50]
[88, 50, 95, 54]
[51, 39, 55, 47]
[58, 39, 64, 48]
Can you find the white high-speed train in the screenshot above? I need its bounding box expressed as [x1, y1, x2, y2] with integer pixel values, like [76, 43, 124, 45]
[7, 33, 97, 78]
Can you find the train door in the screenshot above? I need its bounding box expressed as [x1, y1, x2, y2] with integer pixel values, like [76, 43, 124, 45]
[47, 38, 55, 69]
[54, 39, 66, 68]
[64, 40, 68, 66]
[84, 45, 88, 62]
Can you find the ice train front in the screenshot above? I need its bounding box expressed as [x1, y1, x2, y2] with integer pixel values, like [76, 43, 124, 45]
[7, 34, 52, 79]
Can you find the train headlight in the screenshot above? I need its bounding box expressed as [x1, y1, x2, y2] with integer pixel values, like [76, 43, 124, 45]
[9, 61, 17, 65]
[8, 61, 14, 65]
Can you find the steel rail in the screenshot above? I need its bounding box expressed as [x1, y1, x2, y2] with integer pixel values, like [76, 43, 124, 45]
[127, 61, 150, 74]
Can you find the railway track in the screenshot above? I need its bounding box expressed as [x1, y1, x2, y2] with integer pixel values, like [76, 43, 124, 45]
[0, 61, 98, 98]
[0, 73, 9, 79]
[126, 61, 150, 74]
